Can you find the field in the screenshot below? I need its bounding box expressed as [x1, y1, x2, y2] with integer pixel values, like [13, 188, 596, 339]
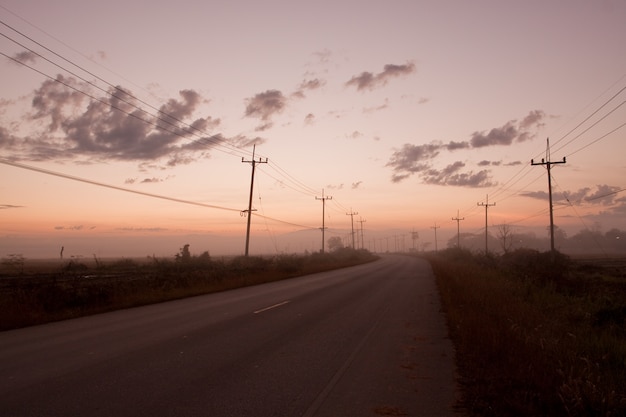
[428, 248, 626, 417]
[0, 249, 377, 330]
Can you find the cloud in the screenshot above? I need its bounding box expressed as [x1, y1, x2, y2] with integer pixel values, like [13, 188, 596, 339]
[0, 204, 24, 209]
[1, 77, 222, 167]
[304, 113, 315, 125]
[351, 181, 363, 189]
[346, 61, 416, 91]
[54, 225, 85, 231]
[11, 50, 38, 65]
[312, 49, 332, 64]
[244, 90, 287, 127]
[347, 131, 364, 139]
[386, 110, 547, 185]
[521, 184, 622, 207]
[387, 143, 441, 181]
[420, 161, 495, 187]
[471, 110, 546, 147]
[363, 99, 389, 113]
[292, 78, 326, 99]
[140, 177, 163, 184]
[445, 141, 470, 151]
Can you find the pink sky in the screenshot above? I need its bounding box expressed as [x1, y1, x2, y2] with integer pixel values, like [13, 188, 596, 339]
[1, 0, 625, 258]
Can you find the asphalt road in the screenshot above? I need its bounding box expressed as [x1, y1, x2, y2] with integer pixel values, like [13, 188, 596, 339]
[0, 255, 460, 417]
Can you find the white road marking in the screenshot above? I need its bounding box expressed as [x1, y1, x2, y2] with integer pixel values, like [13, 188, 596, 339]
[253, 300, 291, 314]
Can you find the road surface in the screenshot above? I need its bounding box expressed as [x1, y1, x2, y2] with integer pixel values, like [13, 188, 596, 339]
[0, 255, 460, 416]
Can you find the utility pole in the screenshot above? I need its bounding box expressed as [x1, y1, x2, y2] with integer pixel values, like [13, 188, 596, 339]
[430, 223, 440, 252]
[477, 195, 495, 254]
[357, 217, 366, 249]
[241, 144, 267, 256]
[411, 229, 419, 252]
[532, 138, 566, 259]
[452, 210, 465, 248]
[315, 189, 332, 253]
[346, 209, 358, 249]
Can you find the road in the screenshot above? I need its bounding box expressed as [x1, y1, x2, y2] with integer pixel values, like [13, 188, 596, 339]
[0, 255, 460, 417]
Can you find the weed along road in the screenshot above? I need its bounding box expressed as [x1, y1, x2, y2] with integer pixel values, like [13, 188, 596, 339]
[0, 255, 460, 416]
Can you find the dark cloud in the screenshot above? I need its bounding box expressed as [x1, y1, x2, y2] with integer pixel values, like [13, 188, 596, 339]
[54, 225, 84, 231]
[0, 204, 24, 209]
[470, 121, 518, 147]
[11, 50, 38, 65]
[346, 61, 416, 91]
[421, 162, 494, 187]
[244, 90, 286, 124]
[352, 181, 363, 189]
[292, 78, 325, 99]
[522, 185, 622, 207]
[387, 110, 547, 185]
[584, 184, 622, 205]
[478, 160, 502, 167]
[304, 113, 315, 125]
[229, 135, 267, 148]
[0, 78, 221, 167]
[387, 143, 441, 182]
[471, 110, 546, 148]
[445, 141, 469, 151]
[141, 177, 162, 183]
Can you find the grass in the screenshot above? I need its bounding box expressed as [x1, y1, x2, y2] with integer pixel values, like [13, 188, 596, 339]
[427, 248, 626, 417]
[0, 248, 377, 331]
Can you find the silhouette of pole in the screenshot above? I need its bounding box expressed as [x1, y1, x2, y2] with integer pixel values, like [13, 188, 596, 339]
[316, 189, 332, 253]
[431, 223, 440, 252]
[242, 144, 267, 256]
[346, 209, 358, 249]
[452, 210, 465, 248]
[357, 217, 366, 249]
[532, 138, 566, 258]
[478, 195, 495, 254]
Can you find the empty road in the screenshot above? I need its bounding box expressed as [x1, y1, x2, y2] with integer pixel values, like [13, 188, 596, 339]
[0, 255, 460, 416]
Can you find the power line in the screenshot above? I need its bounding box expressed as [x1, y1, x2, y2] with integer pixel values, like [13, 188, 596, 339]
[0, 158, 241, 212]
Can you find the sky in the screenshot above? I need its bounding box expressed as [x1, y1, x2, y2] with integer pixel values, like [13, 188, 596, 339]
[1, 0, 625, 258]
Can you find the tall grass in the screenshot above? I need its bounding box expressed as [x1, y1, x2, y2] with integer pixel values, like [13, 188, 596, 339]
[428, 248, 626, 416]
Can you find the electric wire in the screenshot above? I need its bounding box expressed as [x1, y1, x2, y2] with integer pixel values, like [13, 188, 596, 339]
[0, 158, 242, 212]
[1, 20, 333, 219]
[0, 18, 251, 160]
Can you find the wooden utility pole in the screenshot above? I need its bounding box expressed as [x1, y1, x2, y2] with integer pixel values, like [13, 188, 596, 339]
[357, 217, 366, 249]
[241, 145, 267, 256]
[478, 195, 495, 254]
[346, 209, 358, 249]
[315, 189, 332, 253]
[431, 223, 440, 252]
[452, 210, 465, 248]
[532, 138, 566, 258]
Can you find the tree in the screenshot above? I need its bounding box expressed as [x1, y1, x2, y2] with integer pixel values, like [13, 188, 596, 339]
[327, 236, 344, 252]
[497, 223, 515, 254]
[175, 244, 191, 263]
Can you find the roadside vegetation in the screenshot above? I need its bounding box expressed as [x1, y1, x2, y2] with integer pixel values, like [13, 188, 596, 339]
[0, 246, 377, 331]
[427, 248, 626, 417]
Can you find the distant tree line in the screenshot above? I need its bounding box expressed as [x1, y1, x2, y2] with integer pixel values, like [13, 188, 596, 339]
[446, 226, 624, 255]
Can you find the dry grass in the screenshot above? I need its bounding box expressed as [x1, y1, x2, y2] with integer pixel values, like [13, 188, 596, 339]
[427, 248, 626, 417]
